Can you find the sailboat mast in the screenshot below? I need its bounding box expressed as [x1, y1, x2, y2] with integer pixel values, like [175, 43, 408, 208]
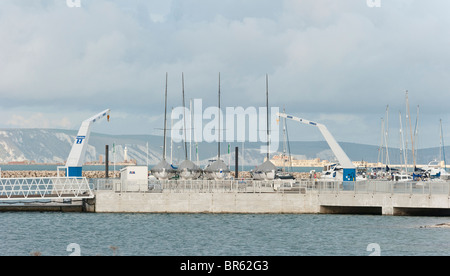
[163, 72, 168, 160]
[218, 72, 221, 160]
[242, 141, 245, 172]
[399, 111, 407, 171]
[266, 74, 270, 161]
[414, 105, 420, 165]
[406, 91, 415, 168]
[182, 73, 188, 160]
[282, 106, 287, 171]
[190, 99, 193, 161]
[385, 105, 390, 166]
[283, 107, 293, 172]
[440, 119, 447, 170]
[378, 117, 385, 165]
[170, 107, 174, 164]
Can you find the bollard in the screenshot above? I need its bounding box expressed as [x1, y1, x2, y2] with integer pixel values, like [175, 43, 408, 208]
[105, 145, 109, 179]
[235, 147, 239, 179]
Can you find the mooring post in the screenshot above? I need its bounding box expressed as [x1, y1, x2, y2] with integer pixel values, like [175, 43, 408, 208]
[105, 145, 109, 179]
[235, 147, 239, 179]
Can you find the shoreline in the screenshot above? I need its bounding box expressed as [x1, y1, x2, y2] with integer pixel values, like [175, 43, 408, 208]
[0, 170, 315, 179]
[0, 170, 120, 179]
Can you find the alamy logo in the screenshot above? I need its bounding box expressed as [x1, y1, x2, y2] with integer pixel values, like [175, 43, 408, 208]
[367, 0, 381, 8]
[67, 0, 81, 8]
[171, 99, 280, 154]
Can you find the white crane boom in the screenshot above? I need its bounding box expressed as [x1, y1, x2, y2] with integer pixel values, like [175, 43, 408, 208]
[64, 109, 110, 177]
[277, 112, 356, 181]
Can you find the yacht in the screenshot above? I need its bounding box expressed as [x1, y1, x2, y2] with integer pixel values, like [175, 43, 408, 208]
[393, 171, 413, 182]
[422, 160, 449, 180]
[251, 160, 277, 181]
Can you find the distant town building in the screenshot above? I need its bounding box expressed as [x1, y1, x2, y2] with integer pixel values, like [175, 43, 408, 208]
[269, 154, 329, 168]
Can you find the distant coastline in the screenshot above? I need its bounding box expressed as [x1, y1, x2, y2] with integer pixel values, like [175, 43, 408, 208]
[1, 159, 447, 169]
[0, 161, 64, 166]
[269, 154, 449, 169]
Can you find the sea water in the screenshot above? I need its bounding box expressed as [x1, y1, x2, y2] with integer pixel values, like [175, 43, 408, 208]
[0, 212, 449, 256]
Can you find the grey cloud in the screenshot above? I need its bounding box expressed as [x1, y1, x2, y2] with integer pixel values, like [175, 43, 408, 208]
[0, 0, 450, 147]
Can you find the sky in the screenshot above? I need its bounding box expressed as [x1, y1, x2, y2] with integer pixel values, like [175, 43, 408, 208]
[1, 0, 450, 149]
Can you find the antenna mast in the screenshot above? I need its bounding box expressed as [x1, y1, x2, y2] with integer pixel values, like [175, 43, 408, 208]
[182, 73, 188, 160]
[218, 72, 221, 160]
[385, 105, 390, 167]
[163, 73, 168, 160]
[406, 91, 415, 168]
[266, 74, 270, 161]
[441, 119, 447, 170]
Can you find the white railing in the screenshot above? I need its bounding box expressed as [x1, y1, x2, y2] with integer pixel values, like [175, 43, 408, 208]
[0, 177, 94, 201]
[307, 179, 450, 195]
[95, 178, 287, 194]
[94, 178, 450, 196]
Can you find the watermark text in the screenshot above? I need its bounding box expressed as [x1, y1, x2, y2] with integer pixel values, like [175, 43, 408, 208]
[367, 0, 381, 8]
[66, 0, 81, 8]
[171, 99, 280, 154]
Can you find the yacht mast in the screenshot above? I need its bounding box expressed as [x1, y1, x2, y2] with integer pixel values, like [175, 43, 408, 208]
[414, 105, 420, 166]
[406, 91, 415, 168]
[163, 73, 168, 160]
[282, 107, 288, 171]
[218, 72, 221, 160]
[385, 105, 390, 167]
[378, 117, 385, 165]
[266, 74, 270, 161]
[182, 73, 188, 160]
[170, 107, 173, 164]
[399, 111, 407, 172]
[440, 119, 447, 170]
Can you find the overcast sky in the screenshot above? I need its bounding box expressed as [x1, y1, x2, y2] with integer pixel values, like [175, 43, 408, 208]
[1, 0, 450, 149]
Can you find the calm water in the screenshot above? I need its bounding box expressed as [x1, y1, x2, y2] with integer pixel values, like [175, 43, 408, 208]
[0, 213, 449, 256]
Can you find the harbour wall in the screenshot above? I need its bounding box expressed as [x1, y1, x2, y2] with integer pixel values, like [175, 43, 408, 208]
[0, 171, 120, 179]
[94, 191, 320, 214]
[93, 190, 450, 216]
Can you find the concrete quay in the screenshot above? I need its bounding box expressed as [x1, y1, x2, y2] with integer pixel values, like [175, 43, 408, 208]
[92, 180, 450, 216]
[94, 191, 320, 214]
[2, 178, 448, 216]
[318, 193, 450, 216]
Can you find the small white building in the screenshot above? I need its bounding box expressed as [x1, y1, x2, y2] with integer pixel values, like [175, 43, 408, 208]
[118, 166, 148, 192]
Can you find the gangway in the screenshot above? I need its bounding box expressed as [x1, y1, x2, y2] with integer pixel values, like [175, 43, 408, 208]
[0, 110, 109, 202]
[61, 109, 111, 177]
[277, 112, 356, 182]
[0, 177, 94, 201]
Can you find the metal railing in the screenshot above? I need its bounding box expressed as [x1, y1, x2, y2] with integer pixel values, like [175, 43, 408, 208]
[156, 179, 277, 193]
[94, 178, 294, 193]
[0, 177, 94, 201]
[305, 179, 450, 195]
[95, 178, 159, 193]
[94, 178, 450, 196]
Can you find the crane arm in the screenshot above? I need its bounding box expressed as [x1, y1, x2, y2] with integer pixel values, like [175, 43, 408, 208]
[66, 109, 110, 168]
[277, 112, 355, 169]
[85, 109, 111, 124]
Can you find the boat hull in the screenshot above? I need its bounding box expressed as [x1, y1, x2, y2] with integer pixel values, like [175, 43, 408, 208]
[153, 170, 175, 180]
[179, 169, 201, 180]
[251, 171, 275, 181]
